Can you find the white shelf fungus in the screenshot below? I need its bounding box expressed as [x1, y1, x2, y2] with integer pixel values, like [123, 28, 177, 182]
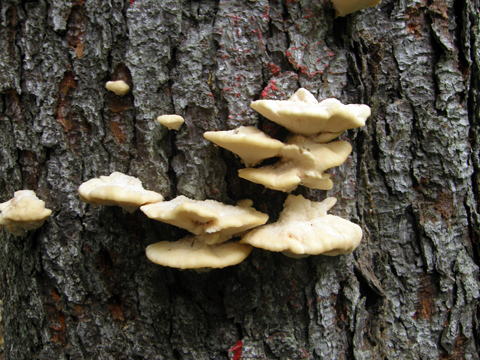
[204, 126, 285, 167]
[240, 195, 362, 257]
[78, 172, 164, 212]
[313, 131, 346, 144]
[105, 80, 130, 96]
[157, 115, 185, 130]
[140, 196, 268, 244]
[146, 235, 253, 270]
[0, 190, 52, 236]
[332, 0, 382, 17]
[238, 136, 352, 192]
[250, 88, 370, 138]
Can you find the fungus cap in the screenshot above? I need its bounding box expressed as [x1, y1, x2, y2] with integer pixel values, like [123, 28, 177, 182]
[146, 236, 252, 269]
[105, 80, 130, 96]
[157, 115, 185, 130]
[318, 99, 371, 133]
[140, 196, 268, 243]
[0, 190, 52, 236]
[281, 136, 353, 169]
[238, 136, 352, 192]
[240, 195, 362, 256]
[78, 172, 164, 212]
[239, 165, 316, 193]
[204, 126, 284, 167]
[313, 131, 345, 143]
[250, 88, 369, 136]
[332, 0, 382, 17]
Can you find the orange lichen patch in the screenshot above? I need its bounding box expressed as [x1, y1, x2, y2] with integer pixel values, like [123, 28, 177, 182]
[56, 71, 77, 132]
[74, 43, 85, 58]
[72, 305, 84, 317]
[406, 22, 421, 38]
[413, 183, 455, 225]
[108, 297, 125, 321]
[56, 71, 92, 153]
[440, 333, 469, 360]
[49, 310, 67, 344]
[49, 311, 66, 332]
[51, 288, 62, 302]
[44, 287, 68, 346]
[108, 119, 127, 145]
[45, 295, 67, 346]
[405, 5, 425, 39]
[66, 1, 86, 59]
[434, 190, 455, 221]
[413, 274, 436, 321]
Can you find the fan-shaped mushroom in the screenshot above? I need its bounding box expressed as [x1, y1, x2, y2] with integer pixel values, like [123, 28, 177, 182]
[0, 190, 52, 236]
[78, 172, 163, 212]
[240, 195, 362, 257]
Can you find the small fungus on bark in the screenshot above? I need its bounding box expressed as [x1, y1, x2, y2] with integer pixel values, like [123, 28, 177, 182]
[238, 136, 352, 192]
[204, 126, 285, 167]
[332, 0, 382, 17]
[156, 114, 185, 130]
[240, 194, 362, 257]
[250, 88, 370, 138]
[78, 172, 164, 212]
[140, 196, 268, 244]
[0, 190, 52, 236]
[145, 235, 253, 270]
[105, 80, 130, 96]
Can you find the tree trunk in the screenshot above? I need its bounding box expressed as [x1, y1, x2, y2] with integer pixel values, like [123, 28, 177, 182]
[1, 0, 479, 359]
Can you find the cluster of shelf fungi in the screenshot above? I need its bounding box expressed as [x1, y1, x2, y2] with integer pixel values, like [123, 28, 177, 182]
[0, 0, 383, 263]
[1, 88, 370, 272]
[0, 1, 383, 356]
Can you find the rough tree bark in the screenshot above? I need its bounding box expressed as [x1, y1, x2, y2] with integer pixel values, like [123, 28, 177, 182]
[0, 0, 479, 359]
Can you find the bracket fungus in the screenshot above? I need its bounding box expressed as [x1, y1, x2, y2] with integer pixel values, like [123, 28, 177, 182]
[250, 88, 370, 138]
[146, 236, 253, 270]
[156, 114, 185, 130]
[0, 190, 52, 236]
[240, 195, 362, 257]
[238, 136, 352, 192]
[140, 196, 268, 244]
[78, 172, 164, 212]
[105, 80, 130, 96]
[332, 0, 382, 17]
[204, 126, 285, 167]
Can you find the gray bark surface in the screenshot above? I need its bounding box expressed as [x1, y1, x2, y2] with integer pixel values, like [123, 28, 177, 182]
[0, 0, 479, 359]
